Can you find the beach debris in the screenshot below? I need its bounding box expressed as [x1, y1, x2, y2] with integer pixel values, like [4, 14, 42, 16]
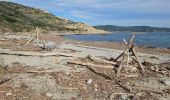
[133, 86, 164, 95]
[85, 55, 94, 61]
[124, 65, 137, 72]
[115, 81, 132, 92]
[86, 66, 133, 93]
[142, 61, 153, 66]
[23, 27, 46, 48]
[110, 93, 137, 100]
[115, 35, 145, 75]
[68, 35, 145, 76]
[67, 60, 115, 69]
[0, 50, 74, 57]
[0, 76, 12, 85]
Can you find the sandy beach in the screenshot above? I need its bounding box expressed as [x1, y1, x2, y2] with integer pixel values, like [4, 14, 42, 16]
[0, 33, 170, 99]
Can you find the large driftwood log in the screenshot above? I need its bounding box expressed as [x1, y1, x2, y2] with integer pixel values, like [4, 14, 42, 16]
[68, 60, 114, 69]
[90, 56, 117, 65]
[0, 49, 74, 57]
[27, 69, 59, 73]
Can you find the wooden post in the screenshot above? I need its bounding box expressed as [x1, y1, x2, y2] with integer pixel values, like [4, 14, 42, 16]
[36, 27, 39, 45]
[117, 55, 126, 75]
[39, 33, 46, 48]
[23, 27, 46, 48]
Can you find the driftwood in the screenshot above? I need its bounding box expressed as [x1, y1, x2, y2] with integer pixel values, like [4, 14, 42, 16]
[85, 56, 117, 65]
[27, 69, 59, 73]
[134, 86, 164, 95]
[115, 81, 132, 92]
[0, 49, 74, 57]
[132, 48, 145, 71]
[68, 60, 114, 69]
[25, 27, 46, 47]
[87, 67, 132, 92]
[120, 74, 139, 78]
[0, 77, 12, 85]
[115, 35, 145, 75]
[90, 56, 117, 65]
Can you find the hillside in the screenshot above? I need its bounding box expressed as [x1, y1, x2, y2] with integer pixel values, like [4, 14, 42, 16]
[94, 25, 170, 32]
[0, 1, 105, 33]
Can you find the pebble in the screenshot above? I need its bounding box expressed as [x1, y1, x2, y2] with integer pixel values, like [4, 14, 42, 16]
[94, 84, 98, 88]
[46, 92, 53, 97]
[162, 80, 170, 85]
[87, 79, 93, 84]
[5, 92, 12, 96]
[120, 94, 128, 100]
[94, 88, 98, 92]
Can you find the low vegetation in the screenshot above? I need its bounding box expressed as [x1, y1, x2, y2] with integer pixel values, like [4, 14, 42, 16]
[0, 1, 87, 33]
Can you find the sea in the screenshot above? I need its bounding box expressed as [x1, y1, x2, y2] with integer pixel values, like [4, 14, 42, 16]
[64, 32, 170, 48]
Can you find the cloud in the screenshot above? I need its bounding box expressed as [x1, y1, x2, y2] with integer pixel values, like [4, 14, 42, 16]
[70, 10, 90, 19]
[13, 0, 170, 27]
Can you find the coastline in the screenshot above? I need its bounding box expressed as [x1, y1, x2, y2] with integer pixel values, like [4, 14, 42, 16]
[61, 35, 170, 55]
[30, 32, 170, 55]
[0, 32, 169, 55]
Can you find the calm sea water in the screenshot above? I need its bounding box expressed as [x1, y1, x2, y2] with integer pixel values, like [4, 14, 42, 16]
[65, 32, 170, 48]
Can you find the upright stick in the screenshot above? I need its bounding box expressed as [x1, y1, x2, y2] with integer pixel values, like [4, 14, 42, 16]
[36, 27, 39, 45]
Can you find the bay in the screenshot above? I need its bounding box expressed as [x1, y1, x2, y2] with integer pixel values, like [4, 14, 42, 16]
[65, 32, 170, 48]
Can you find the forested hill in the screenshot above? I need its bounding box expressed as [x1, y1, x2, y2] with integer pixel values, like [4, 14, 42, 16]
[94, 25, 170, 32]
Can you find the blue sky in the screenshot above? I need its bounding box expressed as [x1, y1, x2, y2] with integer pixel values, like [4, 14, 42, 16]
[2, 0, 170, 27]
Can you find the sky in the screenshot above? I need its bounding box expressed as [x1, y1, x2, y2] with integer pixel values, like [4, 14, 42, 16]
[2, 0, 170, 27]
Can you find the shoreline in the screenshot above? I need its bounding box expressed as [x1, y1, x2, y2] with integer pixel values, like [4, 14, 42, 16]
[60, 36, 170, 55]
[62, 32, 170, 49]
[0, 33, 170, 55]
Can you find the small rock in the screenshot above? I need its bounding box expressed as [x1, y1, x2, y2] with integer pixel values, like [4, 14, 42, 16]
[82, 86, 87, 90]
[119, 94, 128, 100]
[132, 95, 139, 100]
[5, 92, 12, 96]
[94, 88, 98, 92]
[87, 79, 93, 84]
[162, 80, 170, 86]
[23, 97, 29, 99]
[151, 66, 155, 71]
[163, 88, 170, 94]
[46, 92, 53, 98]
[94, 84, 98, 88]
[110, 94, 115, 100]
